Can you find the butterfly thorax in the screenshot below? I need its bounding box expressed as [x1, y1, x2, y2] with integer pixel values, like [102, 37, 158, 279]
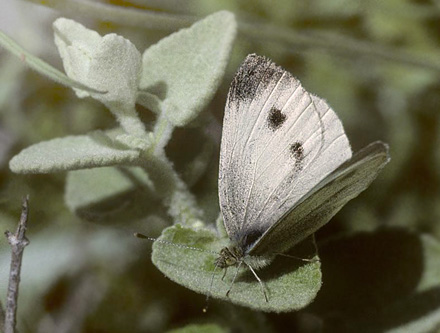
[215, 245, 274, 270]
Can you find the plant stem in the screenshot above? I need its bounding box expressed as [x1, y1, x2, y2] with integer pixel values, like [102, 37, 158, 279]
[4, 195, 31, 333]
[138, 114, 204, 227]
[113, 107, 149, 139]
[140, 150, 204, 227]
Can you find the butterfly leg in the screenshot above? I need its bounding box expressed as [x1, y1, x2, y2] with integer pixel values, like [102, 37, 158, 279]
[247, 264, 268, 302]
[226, 261, 243, 297]
[203, 264, 220, 313]
[221, 267, 228, 280]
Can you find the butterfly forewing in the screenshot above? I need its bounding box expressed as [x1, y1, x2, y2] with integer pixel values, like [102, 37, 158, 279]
[249, 141, 390, 256]
[219, 54, 352, 247]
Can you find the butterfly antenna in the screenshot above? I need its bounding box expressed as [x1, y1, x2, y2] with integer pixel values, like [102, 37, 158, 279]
[203, 263, 220, 313]
[134, 232, 157, 242]
[246, 263, 268, 302]
[134, 232, 217, 254]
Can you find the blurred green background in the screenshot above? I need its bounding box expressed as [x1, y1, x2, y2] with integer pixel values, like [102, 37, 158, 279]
[1, 1, 440, 332]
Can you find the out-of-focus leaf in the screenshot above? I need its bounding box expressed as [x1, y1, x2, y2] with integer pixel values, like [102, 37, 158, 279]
[166, 128, 215, 187]
[311, 228, 440, 332]
[65, 166, 163, 225]
[152, 224, 321, 312]
[167, 323, 228, 333]
[0, 125, 15, 167]
[0, 227, 136, 317]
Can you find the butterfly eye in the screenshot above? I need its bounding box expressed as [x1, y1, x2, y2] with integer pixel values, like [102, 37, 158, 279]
[267, 107, 286, 130]
[225, 257, 237, 266]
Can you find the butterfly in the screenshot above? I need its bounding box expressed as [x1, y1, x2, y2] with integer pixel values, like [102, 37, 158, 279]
[215, 53, 390, 297]
[149, 53, 390, 312]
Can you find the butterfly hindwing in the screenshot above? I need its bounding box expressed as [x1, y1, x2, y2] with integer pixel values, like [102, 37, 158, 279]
[219, 54, 352, 248]
[249, 141, 390, 256]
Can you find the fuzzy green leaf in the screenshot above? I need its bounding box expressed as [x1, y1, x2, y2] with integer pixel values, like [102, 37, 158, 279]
[9, 131, 140, 174]
[152, 224, 321, 313]
[139, 11, 237, 126]
[53, 18, 147, 137]
[54, 18, 141, 109]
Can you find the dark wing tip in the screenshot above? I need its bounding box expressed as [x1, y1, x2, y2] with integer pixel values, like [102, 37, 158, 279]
[227, 54, 283, 107]
[243, 53, 269, 64]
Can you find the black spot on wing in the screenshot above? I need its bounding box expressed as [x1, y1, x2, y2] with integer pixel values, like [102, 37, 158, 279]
[290, 141, 305, 170]
[267, 107, 286, 130]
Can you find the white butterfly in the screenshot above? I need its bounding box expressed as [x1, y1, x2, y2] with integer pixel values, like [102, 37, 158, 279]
[215, 53, 390, 299]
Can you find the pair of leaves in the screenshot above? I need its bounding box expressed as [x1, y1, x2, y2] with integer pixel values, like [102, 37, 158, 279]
[7, 11, 236, 227]
[7, 11, 236, 174]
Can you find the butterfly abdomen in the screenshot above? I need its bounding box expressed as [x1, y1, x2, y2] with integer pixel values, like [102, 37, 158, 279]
[244, 254, 274, 270]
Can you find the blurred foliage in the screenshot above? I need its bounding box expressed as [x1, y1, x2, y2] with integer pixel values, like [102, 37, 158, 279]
[1, 0, 440, 332]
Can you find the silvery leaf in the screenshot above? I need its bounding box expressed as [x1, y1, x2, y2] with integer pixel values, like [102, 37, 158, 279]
[139, 11, 237, 126]
[9, 131, 140, 174]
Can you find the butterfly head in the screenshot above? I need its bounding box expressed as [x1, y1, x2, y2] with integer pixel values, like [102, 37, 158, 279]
[214, 244, 274, 271]
[214, 246, 244, 268]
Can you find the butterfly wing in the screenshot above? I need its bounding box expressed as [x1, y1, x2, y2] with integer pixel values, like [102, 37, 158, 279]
[219, 54, 352, 248]
[249, 141, 390, 256]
